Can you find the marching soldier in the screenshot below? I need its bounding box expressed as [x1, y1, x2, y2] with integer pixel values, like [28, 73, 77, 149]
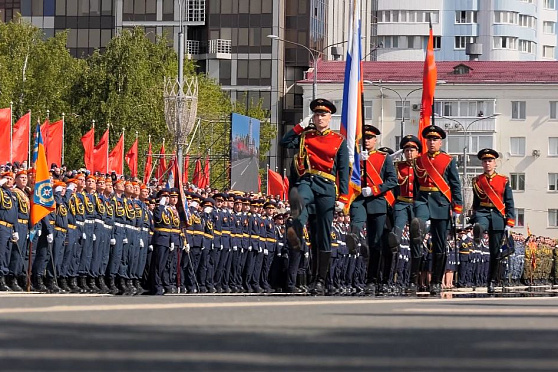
[350, 125, 397, 295]
[470, 148, 515, 293]
[0, 172, 18, 291]
[281, 98, 350, 295]
[9, 170, 30, 291]
[411, 125, 463, 295]
[149, 189, 173, 295]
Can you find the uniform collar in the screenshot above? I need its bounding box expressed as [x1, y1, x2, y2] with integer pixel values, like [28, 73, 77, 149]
[316, 128, 331, 136]
[428, 151, 440, 158]
[484, 171, 497, 179]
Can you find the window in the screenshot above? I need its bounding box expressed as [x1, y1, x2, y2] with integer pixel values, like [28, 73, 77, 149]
[544, 0, 555, 10]
[455, 10, 477, 24]
[379, 36, 399, 48]
[510, 173, 525, 191]
[549, 209, 558, 227]
[396, 101, 410, 120]
[543, 45, 555, 59]
[494, 11, 518, 24]
[364, 101, 373, 120]
[455, 36, 476, 49]
[494, 36, 517, 50]
[407, 36, 418, 49]
[544, 21, 555, 34]
[519, 40, 535, 54]
[432, 36, 441, 49]
[510, 137, 526, 156]
[550, 101, 558, 119]
[515, 208, 525, 227]
[550, 137, 558, 156]
[512, 101, 526, 120]
[433, 100, 494, 117]
[549, 173, 558, 191]
[519, 15, 535, 28]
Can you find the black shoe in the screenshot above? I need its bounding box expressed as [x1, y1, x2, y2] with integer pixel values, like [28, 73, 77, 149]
[133, 279, 145, 295]
[199, 286, 208, 294]
[207, 286, 216, 293]
[387, 232, 399, 253]
[0, 276, 11, 291]
[34, 275, 48, 292]
[107, 277, 119, 294]
[79, 276, 92, 293]
[58, 277, 71, 292]
[473, 223, 483, 245]
[487, 281, 496, 294]
[215, 286, 223, 294]
[285, 286, 303, 293]
[71, 277, 86, 293]
[87, 277, 100, 293]
[289, 187, 303, 219]
[309, 278, 326, 296]
[410, 218, 422, 245]
[46, 277, 64, 293]
[96, 277, 110, 294]
[406, 283, 418, 294]
[364, 283, 376, 296]
[429, 283, 442, 296]
[128, 280, 138, 295]
[8, 275, 23, 292]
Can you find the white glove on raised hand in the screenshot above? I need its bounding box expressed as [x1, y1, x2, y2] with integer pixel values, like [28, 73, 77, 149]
[361, 187, 372, 198]
[360, 150, 369, 161]
[0, 178, 8, 187]
[47, 233, 54, 244]
[335, 201, 345, 212]
[66, 183, 76, 191]
[11, 232, 19, 242]
[82, 232, 86, 240]
[110, 238, 116, 245]
[149, 245, 153, 251]
[139, 239, 145, 248]
[159, 196, 167, 206]
[123, 237, 129, 244]
[92, 233, 97, 241]
[170, 242, 175, 251]
[299, 114, 313, 129]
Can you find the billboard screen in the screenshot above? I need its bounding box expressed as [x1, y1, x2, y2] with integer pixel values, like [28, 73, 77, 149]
[230, 113, 260, 192]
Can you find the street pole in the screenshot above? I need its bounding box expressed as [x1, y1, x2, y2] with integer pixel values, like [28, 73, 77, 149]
[177, 0, 185, 172]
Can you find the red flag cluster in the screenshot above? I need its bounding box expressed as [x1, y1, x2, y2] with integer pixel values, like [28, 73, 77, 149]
[267, 169, 289, 200]
[191, 156, 210, 188]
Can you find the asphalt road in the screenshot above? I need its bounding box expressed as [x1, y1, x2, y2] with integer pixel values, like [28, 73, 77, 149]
[231, 156, 260, 192]
[1, 290, 558, 371]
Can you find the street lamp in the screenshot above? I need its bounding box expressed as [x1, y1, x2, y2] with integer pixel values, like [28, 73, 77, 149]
[267, 34, 348, 101]
[434, 113, 501, 226]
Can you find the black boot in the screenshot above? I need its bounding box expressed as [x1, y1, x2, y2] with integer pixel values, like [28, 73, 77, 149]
[46, 277, 63, 293]
[430, 253, 447, 296]
[127, 279, 138, 295]
[487, 257, 499, 294]
[79, 275, 91, 292]
[310, 251, 331, 296]
[58, 277, 71, 292]
[34, 275, 48, 292]
[0, 276, 11, 291]
[106, 276, 118, 294]
[68, 277, 83, 293]
[87, 276, 100, 292]
[8, 275, 23, 292]
[133, 279, 145, 295]
[387, 231, 400, 253]
[407, 257, 422, 294]
[410, 218, 423, 246]
[365, 250, 382, 296]
[473, 223, 483, 245]
[97, 276, 110, 294]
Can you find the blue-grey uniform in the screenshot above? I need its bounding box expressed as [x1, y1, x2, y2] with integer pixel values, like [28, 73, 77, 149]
[185, 201, 203, 292]
[120, 194, 137, 281]
[108, 191, 127, 286]
[260, 203, 277, 291]
[136, 197, 151, 283]
[89, 191, 108, 279]
[60, 186, 79, 282]
[198, 198, 215, 293]
[0, 183, 18, 288]
[244, 203, 262, 292]
[48, 189, 69, 281]
[9, 185, 30, 282]
[214, 197, 232, 291]
[100, 193, 115, 280]
[78, 186, 96, 282]
[67, 185, 86, 289]
[229, 201, 244, 292]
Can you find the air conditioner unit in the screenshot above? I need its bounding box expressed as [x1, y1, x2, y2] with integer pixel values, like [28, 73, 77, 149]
[532, 149, 541, 158]
[412, 104, 421, 111]
[444, 123, 452, 129]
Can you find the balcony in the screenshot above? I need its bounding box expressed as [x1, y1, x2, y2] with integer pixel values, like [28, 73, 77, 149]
[186, 40, 200, 57]
[185, 0, 206, 23]
[436, 116, 497, 132]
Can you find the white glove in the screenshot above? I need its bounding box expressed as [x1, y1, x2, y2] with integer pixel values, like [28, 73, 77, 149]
[299, 114, 313, 129]
[92, 233, 97, 241]
[277, 252, 281, 257]
[11, 232, 19, 242]
[304, 252, 309, 258]
[263, 248, 269, 255]
[82, 232, 86, 240]
[183, 243, 190, 252]
[505, 226, 512, 234]
[258, 246, 263, 253]
[361, 150, 369, 161]
[123, 237, 129, 244]
[452, 212, 461, 221]
[335, 201, 345, 212]
[0, 178, 7, 186]
[170, 242, 175, 251]
[110, 238, 116, 245]
[54, 186, 64, 193]
[159, 197, 167, 206]
[140, 239, 144, 248]
[67, 183, 76, 191]
[361, 187, 372, 197]
[220, 244, 223, 251]
[47, 233, 54, 244]
[38, 229, 42, 237]
[149, 245, 153, 251]
[233, 246, 238, 251]
[248, 246, 252, 252]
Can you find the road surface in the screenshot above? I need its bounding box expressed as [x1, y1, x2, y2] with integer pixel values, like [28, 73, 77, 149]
[231, 156, 260, 192]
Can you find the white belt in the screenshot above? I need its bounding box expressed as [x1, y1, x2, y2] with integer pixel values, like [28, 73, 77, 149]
[75, 221, 85, 226]
[84, 219, 95, 224]
[114, 222, 127, 228]
[127, 225, 139, 231]
[141, 228, 149, 232]
[94, 219, 104, 224]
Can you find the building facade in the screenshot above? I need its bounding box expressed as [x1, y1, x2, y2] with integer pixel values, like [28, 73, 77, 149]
[372, 0, 558, 61]
[299, 60, 558, 237]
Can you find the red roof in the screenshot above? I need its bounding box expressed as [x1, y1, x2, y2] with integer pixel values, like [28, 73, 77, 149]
[302, 61, 558, 84]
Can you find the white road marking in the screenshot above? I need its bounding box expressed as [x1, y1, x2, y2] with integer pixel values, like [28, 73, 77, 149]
[404, 307, 558, 315]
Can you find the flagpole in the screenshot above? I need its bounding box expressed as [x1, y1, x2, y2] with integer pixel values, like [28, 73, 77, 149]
[135, 131, 138, 178]
[106, 123, 110, 174]
[61, 113, 65, 165]
[27, 110, 31, 168]
[9, 101, 13, 163]
[266, 163, 270, 196]
[91, 119, 95, 172]
[122, 127, 125, 176]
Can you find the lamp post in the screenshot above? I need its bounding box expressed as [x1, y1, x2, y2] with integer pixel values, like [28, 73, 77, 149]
[267, 35, 348, 101]
[434, 113, 501, 226]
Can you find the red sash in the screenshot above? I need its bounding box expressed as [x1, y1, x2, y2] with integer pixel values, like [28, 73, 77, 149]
[477, 174, 506, 216]
[365, 155, 395, 206]
[421, 155, 452, 203]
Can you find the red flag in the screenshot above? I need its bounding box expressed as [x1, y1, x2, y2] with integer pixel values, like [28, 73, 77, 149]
[0, 108, 11, 164]
[258, 174, 261, 193]
[417, 22, 437, 153]
[81, 127, 95, 170]
[108, 134, 124, 174]
[93, 129, 109, 173]
[283, 176, 290, 201]
[143, 141, 153, 184]
[43, 120, 63, 167]
[192, 158, 202, 187]
[155, 142, 166, 183]
[267, 169, 284, 198]
[200, 155, 210, 188]
[125, 137, 138, 177]
[182, 155, 190, 183]
[12, 112, 30, 163]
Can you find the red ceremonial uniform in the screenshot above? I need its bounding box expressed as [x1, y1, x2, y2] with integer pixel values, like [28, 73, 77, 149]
[472, 173, 515, 227]
[395, 160, 415, 202]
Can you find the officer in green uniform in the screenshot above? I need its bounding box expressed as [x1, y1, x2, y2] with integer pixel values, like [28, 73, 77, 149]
[281, 98, 350, 295]
[470, 148, 515, 293]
